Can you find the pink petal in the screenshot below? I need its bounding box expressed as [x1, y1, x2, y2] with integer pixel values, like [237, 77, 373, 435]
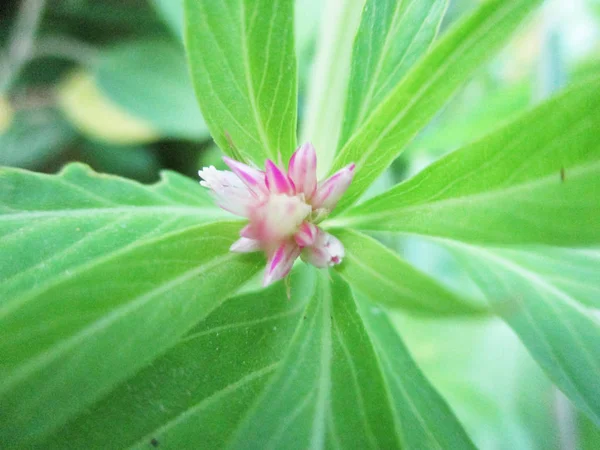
[288, 143, 317, 199]
[301, 229, 345, 268]
[265, 160, 295, 195]
[311, 163, 356, 211]
[230, 237, 262, 253]
[294, 221, 318, 247]
[263, 241, 301, 287]
[223, 157, 267, 194]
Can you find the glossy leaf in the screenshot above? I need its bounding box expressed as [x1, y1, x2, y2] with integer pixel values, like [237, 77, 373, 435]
[334, 229, 487, 316]
[300, 0, 365, 175]
[0, 164, 262, 446]
[338, 0, 447, 149]
[446, 243, 600, 426]
[37, 266, 316, 449]
[329, 0, 543, 213]
[185, 0, 298, 164]
[334, 78, 600, 246]
[95, 40, 209, 140]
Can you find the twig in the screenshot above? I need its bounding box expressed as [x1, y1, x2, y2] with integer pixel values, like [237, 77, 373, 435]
[0, 0, 47, 93]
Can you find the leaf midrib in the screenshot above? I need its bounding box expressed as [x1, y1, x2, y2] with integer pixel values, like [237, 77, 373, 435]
[0, 206, 229, 221]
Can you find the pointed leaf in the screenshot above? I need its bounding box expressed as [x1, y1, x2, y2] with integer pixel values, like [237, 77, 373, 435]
[356, 295, 476, 449]
[300, 0, 365, 175]
[338, 0, 448, 149]
[329, 0, 543, 213]
[185, 0, 298, 163]
[335, 78, 600, 246]
[334, 229, 487, 316]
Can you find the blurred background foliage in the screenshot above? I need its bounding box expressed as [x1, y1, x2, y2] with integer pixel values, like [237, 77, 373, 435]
[1, 0, 599, 449]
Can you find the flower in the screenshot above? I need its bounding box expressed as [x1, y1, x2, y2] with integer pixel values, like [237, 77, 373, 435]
[198, 143, 355, 286]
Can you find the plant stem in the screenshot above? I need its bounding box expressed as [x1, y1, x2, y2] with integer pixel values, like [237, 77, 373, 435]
[0, 0, 47, 93]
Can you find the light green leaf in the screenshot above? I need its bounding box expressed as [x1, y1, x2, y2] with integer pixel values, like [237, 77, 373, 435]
[356, 294, 476, 449]
[334, 229, 487, 316]
[338, 0, 448, 150]
[334, 78, 600, 246]
[185, 0, 298, 164]
[329, 0, 543, 213]
[446, 243, 600, 426]
[300, 0, 365, 176]
[36, 265, 316, 449]
[0, 164, 262, 446]
[95, 40, 209, 140]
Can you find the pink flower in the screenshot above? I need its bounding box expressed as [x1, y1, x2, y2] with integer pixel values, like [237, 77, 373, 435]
[198, 143, 355, 286]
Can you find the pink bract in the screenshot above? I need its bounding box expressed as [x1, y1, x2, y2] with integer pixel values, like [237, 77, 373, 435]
[198, 143, 355, 286]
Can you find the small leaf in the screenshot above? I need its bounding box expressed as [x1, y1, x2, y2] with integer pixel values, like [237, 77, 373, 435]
[334, 229, 487, 316]
[0, 164, 261, 446]
[185, 0, 298, 164]
[95, 40, 209, 141]
[338, 0, 448, 150]
[300, 0, 366, 175]
[329, 0, 543, 213]
[446, 243, 600, 426]
[335, 78, 600, 246]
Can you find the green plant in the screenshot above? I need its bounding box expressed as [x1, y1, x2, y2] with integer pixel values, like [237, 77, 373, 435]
[1, 0, 598, 448]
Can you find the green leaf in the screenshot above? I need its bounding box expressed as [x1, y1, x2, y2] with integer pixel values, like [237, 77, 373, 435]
[446, 243, 600, 426]
[329, 0, 543, 213]
[228, 270, 401, 448]
[185, 0, 298, 164]
[95, 40, 209, 140]
[37, 266, 316, 449]
[334, 78, 600, 246]
[356, 294, 476, 449]
[334, 229, 487, 316]
[300, 0, 365, 175]
[229, 271, 474, 449]
[338, 0, 448, 150]
[0, 164, 262, 446]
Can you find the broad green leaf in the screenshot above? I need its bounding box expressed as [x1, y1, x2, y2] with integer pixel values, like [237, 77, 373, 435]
[37, 266, 316, 449]
[329, 0, 543, 213]
[338, 0, 448, 149]
[356, 294, 476, 449]
[300, 0, 365, 176]
[58, 71, 159, 145]
[0, 108, 75, 169]
[0, 164, 262, 446]
[446, 243, 600, 426]
[334, 78, 600, 246]
[185, 0, 298, 164]
[334, 229, 488, 316]
[95, 40, 209, 140]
